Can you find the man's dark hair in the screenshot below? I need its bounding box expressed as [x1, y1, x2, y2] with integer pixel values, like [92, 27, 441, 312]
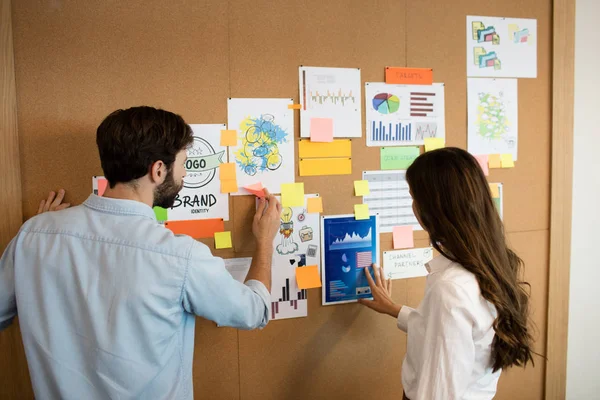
[96, 106, 194, 188]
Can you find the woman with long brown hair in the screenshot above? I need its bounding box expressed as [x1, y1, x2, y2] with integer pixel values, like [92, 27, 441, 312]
[359, 147, 534, 400]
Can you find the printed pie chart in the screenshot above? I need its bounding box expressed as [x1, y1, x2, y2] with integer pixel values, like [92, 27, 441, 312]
[372, 93, 400, 114]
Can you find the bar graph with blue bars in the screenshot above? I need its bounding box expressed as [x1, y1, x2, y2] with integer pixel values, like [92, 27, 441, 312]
[371, 121, 412, 142]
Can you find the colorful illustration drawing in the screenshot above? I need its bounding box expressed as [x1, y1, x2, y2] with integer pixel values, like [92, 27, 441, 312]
[472, 21, 500, 44]
[508, 24, 530, 43]
[475, 92, 510, 140]
[473, 47, 501, 70]
[235, 114, 288, 177]
[277, 207, 299, 255]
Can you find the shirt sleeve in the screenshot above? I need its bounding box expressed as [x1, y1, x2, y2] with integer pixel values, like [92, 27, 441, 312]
[397, 305, 415, 332]
[0, 236, 18, 331]
[181, 241, 270, 330]
[412, 281, 476, 400]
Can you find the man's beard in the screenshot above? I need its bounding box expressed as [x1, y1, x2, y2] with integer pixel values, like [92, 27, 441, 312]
[153, 168, 183, 209]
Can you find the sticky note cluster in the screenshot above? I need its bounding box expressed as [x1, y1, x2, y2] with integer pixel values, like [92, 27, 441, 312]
[487, 153, 514, 169]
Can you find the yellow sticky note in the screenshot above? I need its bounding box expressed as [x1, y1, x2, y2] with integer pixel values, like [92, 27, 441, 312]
[221, 179, 238, 193]
[424, 137, 445, 152]
[214, 231, 232, 249]
[288, 104, 302, 110]
[219, 163, 237, 181]
[295, 265, 322, 289]
[281, 183, 305, 207]
[298, 139, 352, 158]
[500, 154, 515, 168]
[354, 204, 370, 220]
[489, 183, 500, 198]
[354, 180, 370, 196]
[299, 158, 352, 176]
[488, 154, 502, 169]
[220, 130, 237, 147]
[307, 197, 323, 213]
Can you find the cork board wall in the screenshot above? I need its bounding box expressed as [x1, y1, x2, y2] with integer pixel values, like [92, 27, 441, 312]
[10, 0, 551, 399]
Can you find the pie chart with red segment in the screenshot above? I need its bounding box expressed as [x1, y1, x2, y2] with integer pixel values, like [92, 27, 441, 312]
[372, 93, 400, 114]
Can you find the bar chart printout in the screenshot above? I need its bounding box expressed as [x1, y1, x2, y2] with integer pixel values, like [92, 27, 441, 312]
[362, 170, 423, 233]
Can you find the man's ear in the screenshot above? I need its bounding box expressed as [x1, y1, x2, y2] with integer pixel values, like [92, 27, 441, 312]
[149, 160, 166, 184]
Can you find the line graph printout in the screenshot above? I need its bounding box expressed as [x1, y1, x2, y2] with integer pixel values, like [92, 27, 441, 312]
[365, 82, 445, 147]
[362, 170, 422, 233]
[299, 66, 362, 138]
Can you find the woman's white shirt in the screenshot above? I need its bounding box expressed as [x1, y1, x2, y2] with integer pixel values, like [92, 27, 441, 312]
[397, 255, 501, 400]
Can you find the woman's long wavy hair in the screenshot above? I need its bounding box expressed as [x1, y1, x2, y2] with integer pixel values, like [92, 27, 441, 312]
[406, 147, 534, 372]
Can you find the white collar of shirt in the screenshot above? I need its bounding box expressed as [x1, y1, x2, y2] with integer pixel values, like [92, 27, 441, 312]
[425, 254, 454, 274]
[84, 194, 157, 221]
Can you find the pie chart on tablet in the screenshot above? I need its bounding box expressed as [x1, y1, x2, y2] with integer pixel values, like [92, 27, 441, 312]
[372, 93, 400, 114]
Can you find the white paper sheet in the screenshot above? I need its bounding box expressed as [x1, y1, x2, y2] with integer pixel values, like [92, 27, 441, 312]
[167, 124, 230, 221]
[267, 194, 321, 320]
[299, 66, 362, 138]
[223, 257, 252, 283]
[228, 99, 295, 195]
[362, 170, 422, 233]
[365, 82, 445, 147]
[467, 78, 518, 160]
[466, 16, 537, 78]
[383, 247, 433, 280]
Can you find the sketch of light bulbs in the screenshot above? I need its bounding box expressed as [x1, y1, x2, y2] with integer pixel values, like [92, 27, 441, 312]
[276, 207, 299, 255]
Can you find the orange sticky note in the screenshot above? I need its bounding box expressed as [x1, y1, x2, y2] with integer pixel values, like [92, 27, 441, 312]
[489, 183, 500, 198]
[500, 154, 515, 168]
[281, 183, 305, 207]
[354, 180, 370, 196]
[393, 226, 414, 249]
[219, 163, 237, 181]
[309, 117, 334, 142]
[221, 179, 238, 193]
[164, 218, 225, 239]
[474, 155, 490, 176]
[96, 177, 108, 196]
[220, 130, 237, 147]
[488, 154, 502, 169]
[288, 104, 302, 110]
[307, 197, 323, 213]
[424, 137, 445, 152]
[214, 231, 233, 249]
[243, 183, 265, 198]
[385, 67, 433, 85]
[354, 204, 370, 220]
[295, 265, 322, 289]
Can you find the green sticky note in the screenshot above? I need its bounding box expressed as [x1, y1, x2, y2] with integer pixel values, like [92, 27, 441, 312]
[380, 147, 420, 170]
[153, 206, 168, 222]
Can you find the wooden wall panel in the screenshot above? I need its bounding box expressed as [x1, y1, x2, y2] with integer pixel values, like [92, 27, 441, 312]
[7, 0, 554, 398]
[0, 0, 33, 398]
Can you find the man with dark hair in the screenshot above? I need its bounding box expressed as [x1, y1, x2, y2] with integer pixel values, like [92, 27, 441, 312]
[0, 106, 281, 399]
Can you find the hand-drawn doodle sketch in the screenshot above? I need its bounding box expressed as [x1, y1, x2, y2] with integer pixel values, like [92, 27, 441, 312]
[228, 99, 294, 195]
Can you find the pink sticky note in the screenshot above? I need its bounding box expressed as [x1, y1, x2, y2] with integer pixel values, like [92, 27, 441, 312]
[393, 226, 414, 249]
[474, 155, 490, 176]
[310, 118, 334, 142]
[97, 178, 108, 196]
[244, 183, 265, 198]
